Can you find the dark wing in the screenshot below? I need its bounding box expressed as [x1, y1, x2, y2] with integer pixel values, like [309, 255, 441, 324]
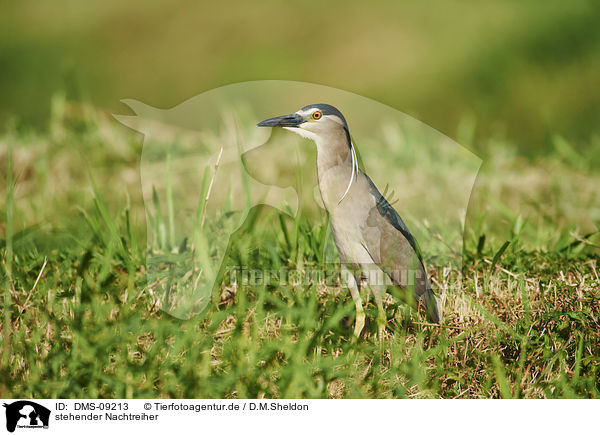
[360, 175, 442, 323]
[361, 175, 429, 297]
[365, 176, 424, 262]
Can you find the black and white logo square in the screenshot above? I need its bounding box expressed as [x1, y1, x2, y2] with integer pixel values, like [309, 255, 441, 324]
[3, 401, 50, 432]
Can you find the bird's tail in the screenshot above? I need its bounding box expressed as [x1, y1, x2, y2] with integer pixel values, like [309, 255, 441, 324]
[421, 282, 443, 324]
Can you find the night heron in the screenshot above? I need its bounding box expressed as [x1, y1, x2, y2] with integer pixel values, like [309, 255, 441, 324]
[258, 103, 442, 339]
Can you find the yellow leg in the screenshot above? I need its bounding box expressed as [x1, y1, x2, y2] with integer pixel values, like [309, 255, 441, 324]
[354, 301, 366, 338]
[342, 265, 365, 338]
[374, 292, 387, 344]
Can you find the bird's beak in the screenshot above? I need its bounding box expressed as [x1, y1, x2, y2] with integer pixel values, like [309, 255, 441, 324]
[257, 113, 304, 128]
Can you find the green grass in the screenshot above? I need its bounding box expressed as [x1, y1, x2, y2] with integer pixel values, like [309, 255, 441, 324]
[1, 103, 599, 398]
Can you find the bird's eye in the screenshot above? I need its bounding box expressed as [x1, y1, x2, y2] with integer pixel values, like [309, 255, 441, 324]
[312, 111, 322, 120]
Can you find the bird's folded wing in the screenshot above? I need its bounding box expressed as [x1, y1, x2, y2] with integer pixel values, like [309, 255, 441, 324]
[362, 176, 428, 295]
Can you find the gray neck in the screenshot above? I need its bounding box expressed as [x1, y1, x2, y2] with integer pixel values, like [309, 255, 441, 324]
[314, 128, 353, 209]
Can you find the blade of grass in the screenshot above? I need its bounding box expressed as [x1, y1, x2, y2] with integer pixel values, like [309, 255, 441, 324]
[152, 186, 166, 250]
[476, 234, 486, 257]
[166, 150, 175, 250]
[2, 142, 14, 391]
[492, 355, 513, 399]
[200, 147, 223, 230]
[490, 241, 510, 272]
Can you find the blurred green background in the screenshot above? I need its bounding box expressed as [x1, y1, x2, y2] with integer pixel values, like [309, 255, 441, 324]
[1, 1, 599, 156]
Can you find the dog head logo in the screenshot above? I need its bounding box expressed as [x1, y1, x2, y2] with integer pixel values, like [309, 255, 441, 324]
[3, 401, 50, 432]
